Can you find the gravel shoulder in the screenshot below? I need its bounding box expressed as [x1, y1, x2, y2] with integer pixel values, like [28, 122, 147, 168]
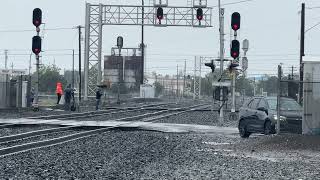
[157, 111, 238, 127]
[1, 130, 320, 179]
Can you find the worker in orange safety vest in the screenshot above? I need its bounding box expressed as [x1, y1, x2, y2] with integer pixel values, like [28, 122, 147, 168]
[56, 82, 63, 104]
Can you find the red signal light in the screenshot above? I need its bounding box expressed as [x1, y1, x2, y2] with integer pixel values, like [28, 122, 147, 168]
[32, 36, 42, 55]
[231, 40, 240, 59]
[33, 8, 42, 27]
[233, 52, 238, 57]
[196, 8, 203, 21]
[231, 12, 241, 31]
[157, 7, 164, 20]
[233, 25, 239, 30]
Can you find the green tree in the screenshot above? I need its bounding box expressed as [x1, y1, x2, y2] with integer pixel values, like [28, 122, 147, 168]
[236, 76, 254, 96]
[154, 81, 164, 97]
[32, 64, 67, 93]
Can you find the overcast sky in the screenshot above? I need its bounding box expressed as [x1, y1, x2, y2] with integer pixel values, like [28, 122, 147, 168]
[0, 0, 319, 77]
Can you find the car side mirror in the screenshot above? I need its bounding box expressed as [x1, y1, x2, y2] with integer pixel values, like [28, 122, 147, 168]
[257, 107, 268, 115]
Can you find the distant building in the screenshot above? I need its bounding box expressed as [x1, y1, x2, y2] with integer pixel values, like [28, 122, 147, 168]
[104, 55, 143, 90]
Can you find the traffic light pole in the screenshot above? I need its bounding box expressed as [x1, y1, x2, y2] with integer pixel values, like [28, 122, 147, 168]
[218, 0, 225, 125]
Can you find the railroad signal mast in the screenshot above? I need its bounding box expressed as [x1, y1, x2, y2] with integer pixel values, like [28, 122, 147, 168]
[32, 8, 42, 110]
[84, 0, 212, 100]
[229, 12, 247, 113]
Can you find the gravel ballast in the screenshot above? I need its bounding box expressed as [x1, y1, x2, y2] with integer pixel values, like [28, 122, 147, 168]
[0, 125, 61, 137]
[157, 111, 238, 127]
[0, 130, 319, 179]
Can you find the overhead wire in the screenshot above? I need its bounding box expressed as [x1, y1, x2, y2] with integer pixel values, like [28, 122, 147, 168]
[0, 27, 75, 33]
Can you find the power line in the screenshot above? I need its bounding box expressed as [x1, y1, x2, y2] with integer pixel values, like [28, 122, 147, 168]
[0, 27, 75, 33]
[210, 0, 255, 8]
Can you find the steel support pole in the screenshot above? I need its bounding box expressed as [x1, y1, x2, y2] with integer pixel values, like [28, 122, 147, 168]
[72, 49, 75, 89]
[176, 64, 179, 98]
[29, 53, 32, 76]
[4, 50, 8, 69]
[84, 3, 90, 101]
[141, 0, 145, 85]
[193, 57, 197, 100]
[231, 72, 236, 112]
[78, 26, 82, 102]
[97, 4, 103, 86]
[218, 0, 225, 124]
[34, 55, 40, 108]
[199, 58, 202, 99]
[277, 65, 281, 134]
[117, 62, 121, 105]
[183, 60, 186, 98]
[299, 3, 305, 105]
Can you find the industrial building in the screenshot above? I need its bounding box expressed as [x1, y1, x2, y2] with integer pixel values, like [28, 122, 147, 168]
[103, 50, 143, 91]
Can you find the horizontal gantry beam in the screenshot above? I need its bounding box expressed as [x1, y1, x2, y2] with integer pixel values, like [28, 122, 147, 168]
[93, 5, 213, 27]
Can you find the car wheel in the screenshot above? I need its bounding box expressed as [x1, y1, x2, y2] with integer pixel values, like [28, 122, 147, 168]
[264, 120, 272, 135]
[239, 119, 250, 138]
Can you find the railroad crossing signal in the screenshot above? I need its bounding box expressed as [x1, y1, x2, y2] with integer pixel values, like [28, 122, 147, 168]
[32, 36, 42, 55]
[33, 8, 42, 27]
[231, 12, 241, 31]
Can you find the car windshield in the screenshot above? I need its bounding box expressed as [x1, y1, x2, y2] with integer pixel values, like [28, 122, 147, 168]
[267, 99, 302, 111]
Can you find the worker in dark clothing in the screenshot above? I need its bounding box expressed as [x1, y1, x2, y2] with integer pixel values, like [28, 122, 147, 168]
[64, 84, 72, 111]
[30, 87, 35, 105]
[96, 88, 103, 110]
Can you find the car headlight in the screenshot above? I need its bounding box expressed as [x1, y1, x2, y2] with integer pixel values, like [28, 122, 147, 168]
[273, 115, 286, 121]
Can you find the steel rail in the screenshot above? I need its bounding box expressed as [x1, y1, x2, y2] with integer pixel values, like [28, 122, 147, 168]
[0, 103, 209, 157]
[26, 102, 173, 120]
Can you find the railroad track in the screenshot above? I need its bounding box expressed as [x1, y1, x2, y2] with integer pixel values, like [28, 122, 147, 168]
[25, 102, 175, 120]
[0, 103, 210, 157]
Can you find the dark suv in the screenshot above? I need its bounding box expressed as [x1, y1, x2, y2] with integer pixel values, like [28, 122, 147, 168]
[238, 96, 302, 138]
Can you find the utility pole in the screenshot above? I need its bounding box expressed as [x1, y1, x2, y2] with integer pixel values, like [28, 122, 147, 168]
[4, 50, 8, 69]
[77, 25, 83, 102]
[72, 49, 75, 88]
[29, 53, 32, 76]
[218, 0, 225, 125]
[141, 0, 145, 85]
[176, 64, 179, 98]
[299, 3, 305, 105]
[183, 60, 186, 98]
[291, 65, 294, 80]
[277, 65, 282, 134]
[253, 77, 256, 96]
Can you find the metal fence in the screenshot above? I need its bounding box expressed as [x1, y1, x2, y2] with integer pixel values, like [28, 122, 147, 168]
[0, 78, 30, 109]
[278, 62, 320, 135]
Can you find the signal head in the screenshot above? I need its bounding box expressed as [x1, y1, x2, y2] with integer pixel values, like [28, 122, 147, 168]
[196, 8, 203, 21]
[157, 7, 164, 20]
[32, 36, 42, 55]
[231, 12, 241, 31]
[33, 8, 42, 27]
[231, 40, 240, 59]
